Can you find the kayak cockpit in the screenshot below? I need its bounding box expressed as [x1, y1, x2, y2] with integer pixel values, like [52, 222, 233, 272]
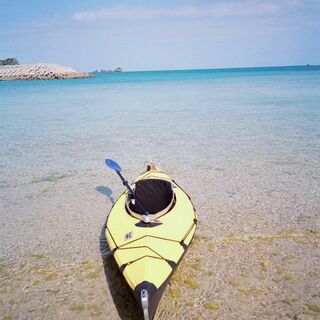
[126, 178, 175, 222]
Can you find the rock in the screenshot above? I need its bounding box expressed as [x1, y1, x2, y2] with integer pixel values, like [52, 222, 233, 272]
[22, 284, 29, 291]
[46, 288, 59, 295]
[0, 63, 92, 81]
[19, 310, 29, 320]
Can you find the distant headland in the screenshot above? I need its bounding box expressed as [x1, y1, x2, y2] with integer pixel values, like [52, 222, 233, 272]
[93, 67, 123, 73]
[0, 57, 20, 66]
[0, 58, 91, 81]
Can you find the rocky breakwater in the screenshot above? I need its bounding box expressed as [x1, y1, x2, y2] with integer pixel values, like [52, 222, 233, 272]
[0, 63, 92, 81]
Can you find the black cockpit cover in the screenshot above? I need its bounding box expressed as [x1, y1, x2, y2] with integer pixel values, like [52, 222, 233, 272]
[133, 179, 173, 214]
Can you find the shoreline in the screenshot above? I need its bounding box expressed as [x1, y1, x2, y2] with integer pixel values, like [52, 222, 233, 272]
[0, 64, 92, 81]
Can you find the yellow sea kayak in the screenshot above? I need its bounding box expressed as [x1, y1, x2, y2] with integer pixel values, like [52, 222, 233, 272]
[105, 163, 197, 319]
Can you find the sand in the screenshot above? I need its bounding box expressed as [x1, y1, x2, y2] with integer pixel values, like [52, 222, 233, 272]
[0, 167, 319, 320]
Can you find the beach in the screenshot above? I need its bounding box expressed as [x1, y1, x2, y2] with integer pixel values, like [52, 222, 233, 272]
[0, 67, 320, 319]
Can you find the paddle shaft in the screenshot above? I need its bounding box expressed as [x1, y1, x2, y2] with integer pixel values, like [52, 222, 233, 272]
[116, 171, 149, 215]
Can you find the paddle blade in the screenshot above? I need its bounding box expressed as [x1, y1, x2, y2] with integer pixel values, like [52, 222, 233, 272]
[105, 159, 122, 172]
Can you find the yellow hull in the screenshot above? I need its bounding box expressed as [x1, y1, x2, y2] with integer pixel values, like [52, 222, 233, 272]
[105, 167, 197, 319]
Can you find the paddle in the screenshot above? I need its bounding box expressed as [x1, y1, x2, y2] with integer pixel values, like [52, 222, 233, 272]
[105, 159, 149, 216]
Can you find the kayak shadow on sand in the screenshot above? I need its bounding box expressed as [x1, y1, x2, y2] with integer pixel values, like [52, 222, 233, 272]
[99, 223, 143, 320]
[96, 186, 115, 204]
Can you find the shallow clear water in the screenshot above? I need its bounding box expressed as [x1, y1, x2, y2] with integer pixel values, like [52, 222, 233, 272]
[1, 66, 320, 185]
[0, 66, 320, 259]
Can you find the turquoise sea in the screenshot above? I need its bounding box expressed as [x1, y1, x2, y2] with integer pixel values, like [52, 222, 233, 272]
[0, 66, 320, 259]
[1, 65, 320, 181]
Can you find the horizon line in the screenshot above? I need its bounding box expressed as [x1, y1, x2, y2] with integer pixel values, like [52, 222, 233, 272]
[88, 64, 320, 73]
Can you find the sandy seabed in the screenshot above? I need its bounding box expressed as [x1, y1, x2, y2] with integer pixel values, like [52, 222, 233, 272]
[0, 163, 319, 320]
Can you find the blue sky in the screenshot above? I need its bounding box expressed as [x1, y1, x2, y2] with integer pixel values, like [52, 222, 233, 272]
[0, 0, 319, 71]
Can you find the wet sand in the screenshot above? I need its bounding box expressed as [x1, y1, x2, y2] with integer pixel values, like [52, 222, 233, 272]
[1, 164, 319, 320]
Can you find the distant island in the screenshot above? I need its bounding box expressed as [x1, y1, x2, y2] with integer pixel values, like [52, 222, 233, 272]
[0, 57, 20, 66]
[0, 61, 92, 81]
[93, 67, 123, 73]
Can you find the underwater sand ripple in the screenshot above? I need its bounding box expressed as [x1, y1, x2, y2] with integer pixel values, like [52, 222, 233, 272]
[31, 171, 77, 184]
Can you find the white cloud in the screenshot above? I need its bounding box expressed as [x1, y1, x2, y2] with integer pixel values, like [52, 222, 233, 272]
[73, 1, 281, 22]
